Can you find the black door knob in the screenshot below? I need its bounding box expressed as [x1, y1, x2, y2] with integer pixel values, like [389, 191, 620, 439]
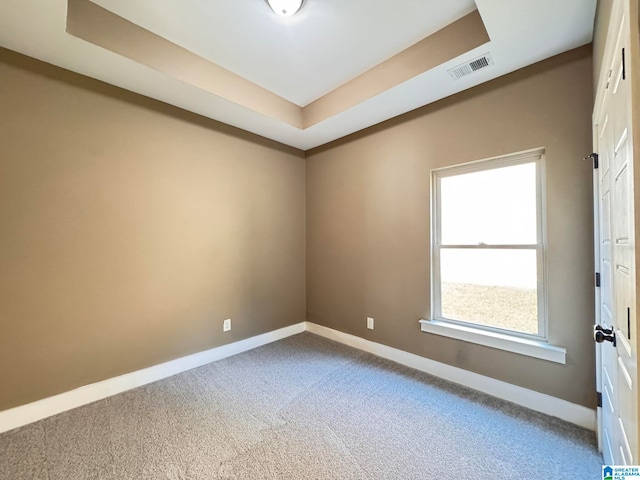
[594, 325, 616, 346]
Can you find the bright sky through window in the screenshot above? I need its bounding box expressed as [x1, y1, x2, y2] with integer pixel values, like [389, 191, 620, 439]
[440, 163, 537, 289]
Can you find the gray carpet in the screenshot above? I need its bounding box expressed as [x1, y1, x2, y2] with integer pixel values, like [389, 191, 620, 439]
[0, 332, 602, 479]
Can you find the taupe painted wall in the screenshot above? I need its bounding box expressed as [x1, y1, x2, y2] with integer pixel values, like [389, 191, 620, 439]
[306, 46, 595, 407]
[0, 48, 306, 411]
[0, 41, 599, 413]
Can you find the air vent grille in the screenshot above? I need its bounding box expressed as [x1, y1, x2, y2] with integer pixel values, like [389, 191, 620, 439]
[448, 53, 494, 80]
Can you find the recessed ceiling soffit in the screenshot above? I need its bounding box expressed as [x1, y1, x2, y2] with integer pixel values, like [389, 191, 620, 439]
[66, 0, 489, 131]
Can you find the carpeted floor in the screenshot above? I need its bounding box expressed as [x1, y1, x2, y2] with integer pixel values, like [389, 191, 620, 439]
[0, 332, 603, 479]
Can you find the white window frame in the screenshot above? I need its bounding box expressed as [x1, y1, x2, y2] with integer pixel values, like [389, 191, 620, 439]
[420, 148, 566, 364]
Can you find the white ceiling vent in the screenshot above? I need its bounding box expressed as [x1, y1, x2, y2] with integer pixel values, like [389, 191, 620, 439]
[448, 53, 494, 80]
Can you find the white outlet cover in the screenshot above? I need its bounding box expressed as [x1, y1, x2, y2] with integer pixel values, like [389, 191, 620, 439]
[367, 317, 374, 330]
[223, 319, 231, 332]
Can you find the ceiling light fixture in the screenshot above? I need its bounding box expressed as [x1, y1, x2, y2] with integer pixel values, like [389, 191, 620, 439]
[266, 0, 303, 17]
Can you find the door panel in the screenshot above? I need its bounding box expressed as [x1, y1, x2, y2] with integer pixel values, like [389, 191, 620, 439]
[598, 81, 619, 463]
[594, 0, 637, 466]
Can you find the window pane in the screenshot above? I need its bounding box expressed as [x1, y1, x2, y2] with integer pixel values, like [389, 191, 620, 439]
[440, 163, 537, 245]
[440, 248, 538, 334]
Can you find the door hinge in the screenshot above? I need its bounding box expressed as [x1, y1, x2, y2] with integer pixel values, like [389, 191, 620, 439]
[622, 48, 626, 80]
[597, 391, 602, 408]
[584, 152, 599, 169]
[595, 272, 601, 287]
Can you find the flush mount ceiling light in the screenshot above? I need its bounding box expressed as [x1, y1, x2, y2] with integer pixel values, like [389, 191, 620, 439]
[266, 0, 303, 17]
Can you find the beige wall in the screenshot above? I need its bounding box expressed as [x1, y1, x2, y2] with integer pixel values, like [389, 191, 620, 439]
[0, 48, 306, 411]
[306, 46, 595, 407]
[0, 40, 600, 413]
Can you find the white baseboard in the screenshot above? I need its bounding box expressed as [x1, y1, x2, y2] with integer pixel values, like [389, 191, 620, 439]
[0, 320, 596, 434]
[0, 322, 306, 434]
[305, 322, 597, 431]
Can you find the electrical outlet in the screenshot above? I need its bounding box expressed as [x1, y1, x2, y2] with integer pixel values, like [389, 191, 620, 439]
[367, 317, 374, 330]
[223, 318, 231, 332]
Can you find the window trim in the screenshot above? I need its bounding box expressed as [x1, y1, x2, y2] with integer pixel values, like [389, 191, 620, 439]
[424, 148, 564, 362]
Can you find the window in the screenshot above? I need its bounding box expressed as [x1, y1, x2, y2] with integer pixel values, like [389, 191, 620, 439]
[421, 149, 564, 363]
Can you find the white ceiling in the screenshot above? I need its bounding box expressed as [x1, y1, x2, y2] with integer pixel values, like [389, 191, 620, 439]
[0, 0, 597, 150]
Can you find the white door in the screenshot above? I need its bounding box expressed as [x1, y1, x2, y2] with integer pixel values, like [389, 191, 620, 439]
[594, 0, 637, 466]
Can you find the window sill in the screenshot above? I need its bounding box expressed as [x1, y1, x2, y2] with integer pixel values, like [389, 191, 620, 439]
[419, 319, 566, 364]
